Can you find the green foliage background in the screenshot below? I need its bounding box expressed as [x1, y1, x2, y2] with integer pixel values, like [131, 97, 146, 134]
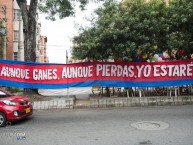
[72, 0, 193, 61]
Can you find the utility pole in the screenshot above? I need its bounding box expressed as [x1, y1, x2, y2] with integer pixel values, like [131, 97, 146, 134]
[66, 50, 69, 98]
[66, 50, 68, 64]
[1, 5, 7, 59]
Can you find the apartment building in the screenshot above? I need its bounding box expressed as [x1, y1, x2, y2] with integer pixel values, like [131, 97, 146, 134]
[0, 0, 48, 62]
[13, 0, 24, 61]
[0, 0, 13, 60]
[36, 22, 41, 62]
[38, 36, 49, 62]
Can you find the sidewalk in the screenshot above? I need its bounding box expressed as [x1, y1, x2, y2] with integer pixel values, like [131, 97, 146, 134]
[32, 95, 193, 110]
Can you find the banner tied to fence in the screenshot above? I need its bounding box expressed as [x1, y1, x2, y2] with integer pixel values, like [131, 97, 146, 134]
[0, 59, 193, 89]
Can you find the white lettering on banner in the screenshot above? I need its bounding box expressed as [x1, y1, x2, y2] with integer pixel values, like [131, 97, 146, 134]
[96, 64, 102, 76]
[1, 62, 192, 82]
[123, 65, 129, 77]
[160, 65, 167, 76]
[33, 69, 58, 80]
[117, 65, 123, 77]
[111, 65, 117, 76]
[62, 66, 93, 78]
[153, 64, 193, 77]
[143, 65, 151, 77]
[187, 64, 193, 76]
[0, 66, 30, 79]
[136, 65, 144, 78]
[128, 65, 135, 77]
[154, 65, 160, 77]
[96, 64, 135, 77]
[105, 64, 111, 76]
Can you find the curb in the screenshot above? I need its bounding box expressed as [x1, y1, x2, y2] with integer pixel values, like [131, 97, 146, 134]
[89, 96, 193, 108]
[33, 97, 75, 110]
[32, 96, 193, 110]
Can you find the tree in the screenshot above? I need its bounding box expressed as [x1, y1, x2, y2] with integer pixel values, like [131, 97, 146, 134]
[72, 0, 193, 61]
[120, 0, 169, 59]
[166, 0, 193, 59]
[16, 0, 37, 62]
[15, 0, 88, 93]
[16, 0, 88, 62]
[38, 0, 88, 21]
[72, 0, 123, 61]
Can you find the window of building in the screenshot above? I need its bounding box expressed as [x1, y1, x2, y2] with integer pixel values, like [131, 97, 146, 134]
[13, 9, 21, 20]
[14, 31, 19, 41]
[13, 52, 18, 60]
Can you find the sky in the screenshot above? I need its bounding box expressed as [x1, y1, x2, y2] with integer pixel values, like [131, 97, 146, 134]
[38, 2, 103, 64]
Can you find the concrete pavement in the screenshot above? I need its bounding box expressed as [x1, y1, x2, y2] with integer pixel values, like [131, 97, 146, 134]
[2, 105, 193, 145]
[33, 88, 193, 109]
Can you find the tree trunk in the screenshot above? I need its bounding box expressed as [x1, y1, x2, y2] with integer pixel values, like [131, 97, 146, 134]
[27, 0, 38, 62]
[16, 0, 38, 94]
[16, 0, 37, 61]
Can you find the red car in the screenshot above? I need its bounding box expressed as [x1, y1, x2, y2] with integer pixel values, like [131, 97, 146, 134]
[0, 88, 33, 127]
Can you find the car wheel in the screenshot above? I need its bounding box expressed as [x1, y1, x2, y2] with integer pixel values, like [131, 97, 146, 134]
[0, 112, 7, 127]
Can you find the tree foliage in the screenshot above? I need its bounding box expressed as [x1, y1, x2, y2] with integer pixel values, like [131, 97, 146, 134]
[73, 0, 120, 61]
[38, 0, 89, 21]
[15, 0, 89, 93]
[72, 0, 193, 61]
[16, 0, 89, 62]
[167, 0, 193, 58]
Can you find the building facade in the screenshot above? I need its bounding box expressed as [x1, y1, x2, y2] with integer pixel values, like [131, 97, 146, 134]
[13, 0, 24, 61]
[0, 0, 48, 62]
[0, 0, 13, 60]
[38, 36, 49, 62]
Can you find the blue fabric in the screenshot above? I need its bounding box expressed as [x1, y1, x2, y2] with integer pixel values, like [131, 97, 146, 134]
[0, 79, 192, 89]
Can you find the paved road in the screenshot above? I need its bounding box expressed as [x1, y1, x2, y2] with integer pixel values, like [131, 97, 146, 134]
[1, 105, 193, 145]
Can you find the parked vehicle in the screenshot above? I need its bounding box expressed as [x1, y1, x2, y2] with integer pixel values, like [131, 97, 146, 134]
[0, 88, 33, 127]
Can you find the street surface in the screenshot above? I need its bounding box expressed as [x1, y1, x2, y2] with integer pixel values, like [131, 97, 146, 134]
[1, 105, 193, 145]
